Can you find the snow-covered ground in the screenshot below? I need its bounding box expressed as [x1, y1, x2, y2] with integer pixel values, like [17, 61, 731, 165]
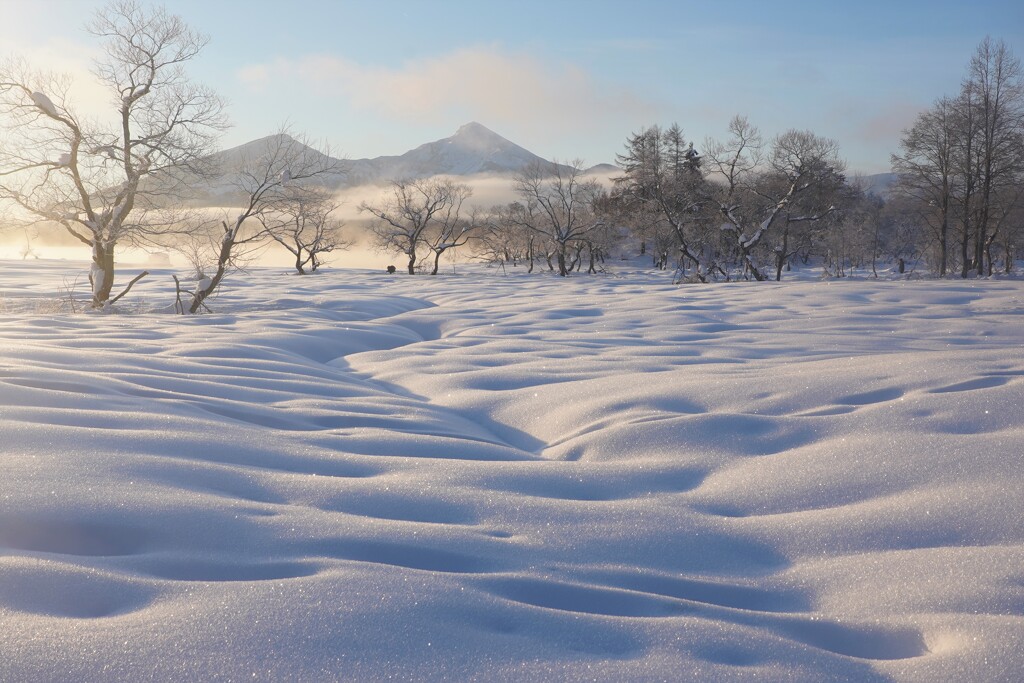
[1, 259, 1022, 681]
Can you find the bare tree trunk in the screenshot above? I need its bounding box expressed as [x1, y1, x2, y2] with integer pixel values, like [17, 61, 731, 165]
[960, 227, 971, 278]
[871, 222, 880, 278]
[742, 247, 766, 281]
[939, 204, 949, 276]
[90, 242, 116, 308]
[190, 227, 233, 314]
[976, 214, 988, 275]
[570, 243, 583, 272]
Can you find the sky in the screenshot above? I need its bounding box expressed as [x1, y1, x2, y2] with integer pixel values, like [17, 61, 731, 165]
[1, 0, 1022, 175]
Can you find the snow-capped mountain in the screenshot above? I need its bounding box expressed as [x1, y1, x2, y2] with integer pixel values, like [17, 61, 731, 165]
[174, 132, 344, 205]
[342, 122, 563, 184]
[186, 123, 615, 205]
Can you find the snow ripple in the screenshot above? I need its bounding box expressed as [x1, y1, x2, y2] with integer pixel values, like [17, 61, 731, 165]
[1, 262, 1022, 680]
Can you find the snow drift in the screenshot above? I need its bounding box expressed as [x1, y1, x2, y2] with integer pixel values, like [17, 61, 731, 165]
[0, 259, 1022, 681]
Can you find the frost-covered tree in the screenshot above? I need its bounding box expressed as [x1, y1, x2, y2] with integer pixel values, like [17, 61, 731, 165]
[878, 194, 928, 274]
[0, 1, 227, 307]
[422, 206, 478, 276]
[361, 178, 473, 275]
[258, 186, 350, 275]
[704, 118, 844, 280]
[476, 202, 539, 272]
[767, 152, 849, 280]
[512, 160, 604, 276]
[582, 191, 625, 274]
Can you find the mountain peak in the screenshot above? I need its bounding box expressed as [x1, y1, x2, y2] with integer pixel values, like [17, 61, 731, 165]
[249, 132, 295, 146]
[449, 122, 512, 151]
[454, 121, 495, 137]
[206, 123, 561, 199]
[412, 123, 544, 175]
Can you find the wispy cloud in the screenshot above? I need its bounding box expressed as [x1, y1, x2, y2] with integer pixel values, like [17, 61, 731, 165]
[237, 46, 661, 158]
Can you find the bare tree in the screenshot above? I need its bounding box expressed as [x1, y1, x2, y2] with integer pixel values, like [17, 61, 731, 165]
[768, 151, 849, 280]
[258, 186, 350, 274]
[422, 206, 478, 275]
[995, 188, 1024, 272]
[188, 131, 339, 312]
[169, 221, 221, 280]
[964, 37, 1024, 276]
[361, 178, 473, 275]
[705, 118, 844, 280]
[583, 192, 624, 273]
[891, 97, 959, 275]
[0, 1, 227, 307]
[952, 81, 983, 277]
[889, 38, 1023, 278]
[512, 160, 604, 276]
[880, 195, 927, 274]
[701, 116, 765, 278]
[475, 202, 540, 272]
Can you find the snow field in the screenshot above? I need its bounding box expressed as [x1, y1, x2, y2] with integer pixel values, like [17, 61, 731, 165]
[0, 259, 1022, 681]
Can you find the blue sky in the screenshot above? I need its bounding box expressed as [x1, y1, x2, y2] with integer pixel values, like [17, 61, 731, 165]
[3, 0, 1022, 173]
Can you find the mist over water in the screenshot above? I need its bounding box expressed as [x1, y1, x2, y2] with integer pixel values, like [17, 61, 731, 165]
[0, 231, 396, 271]
[0, 171, 614, 273]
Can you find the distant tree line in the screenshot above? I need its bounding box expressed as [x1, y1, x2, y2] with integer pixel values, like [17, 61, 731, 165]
[891, 37, 1024, 277]
[470, 38, 1023, 282]
[0, 4, 1020, 312]
[467, 120, 858, 282]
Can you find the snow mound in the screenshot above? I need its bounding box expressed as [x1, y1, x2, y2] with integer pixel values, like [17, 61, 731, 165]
[0, 260, 1022, 681]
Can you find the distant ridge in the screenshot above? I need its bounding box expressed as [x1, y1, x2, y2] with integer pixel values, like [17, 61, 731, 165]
[859, 172, 898, 197]
[190, 123, 617, 205]
[341, 122, 561, 184]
